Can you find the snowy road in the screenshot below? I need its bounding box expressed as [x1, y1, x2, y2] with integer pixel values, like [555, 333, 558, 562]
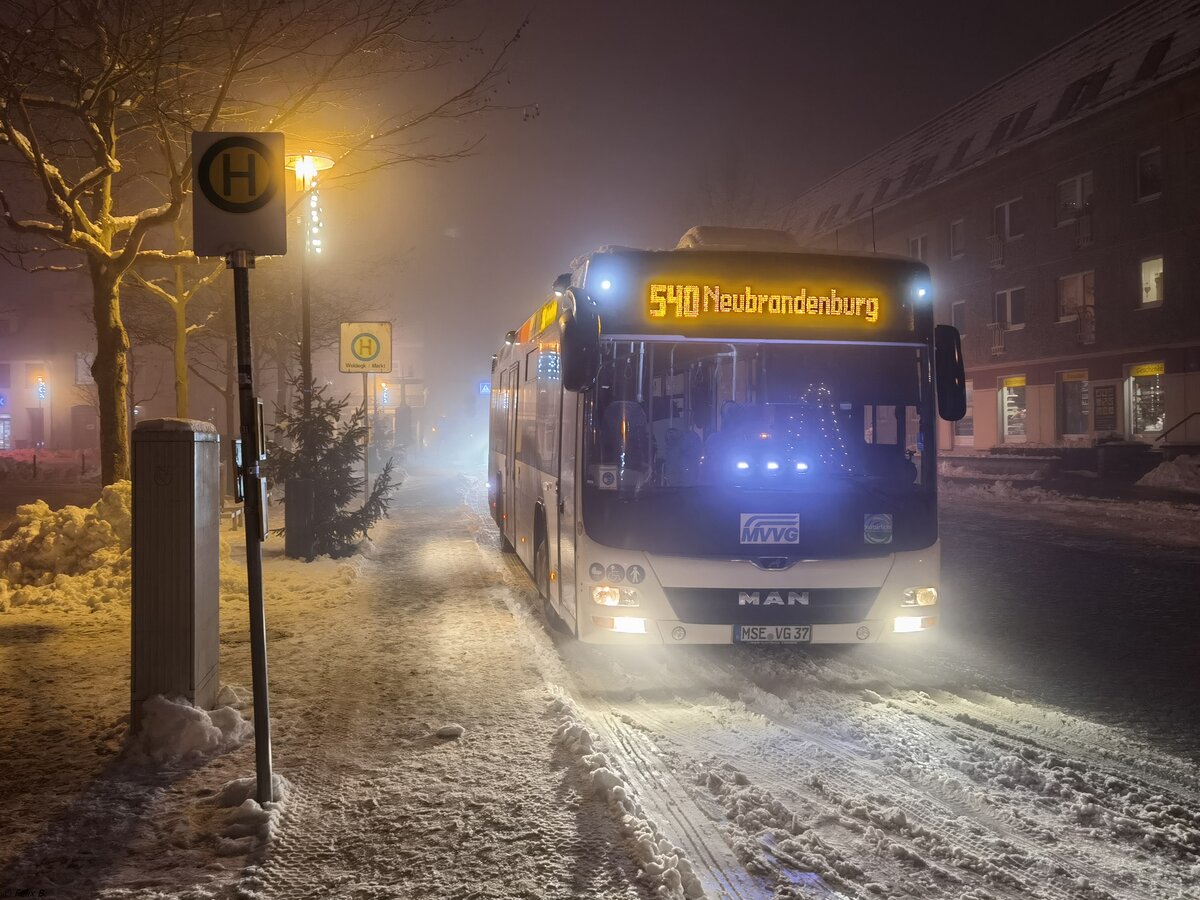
[1, 471, 1197, 899]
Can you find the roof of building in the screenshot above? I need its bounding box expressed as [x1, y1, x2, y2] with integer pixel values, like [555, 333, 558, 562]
[783, 0, 1200, 242]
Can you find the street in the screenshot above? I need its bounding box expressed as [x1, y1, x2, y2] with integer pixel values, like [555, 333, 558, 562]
[2, 471, 1198, 899]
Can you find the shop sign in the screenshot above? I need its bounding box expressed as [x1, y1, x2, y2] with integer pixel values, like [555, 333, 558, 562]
[1002, 375, 1026, 388]
[1129, 362, 1164, 378]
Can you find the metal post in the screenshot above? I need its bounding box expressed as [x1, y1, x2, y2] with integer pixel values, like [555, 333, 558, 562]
[363, 371, 370, 507]
[229, 249, 274, 805]
[300, 224, 312, 414]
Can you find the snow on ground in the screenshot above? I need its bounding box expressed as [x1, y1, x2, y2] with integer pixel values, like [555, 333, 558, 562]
[1137, 454, 1200, 493]
[2, 470, 1198, 899]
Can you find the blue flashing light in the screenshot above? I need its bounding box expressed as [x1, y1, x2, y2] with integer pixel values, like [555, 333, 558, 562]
[599, 279, 612, 291]
[735, 460, 750, 471]
[765, 460, 780, 471]
[795, 461, 810, 472]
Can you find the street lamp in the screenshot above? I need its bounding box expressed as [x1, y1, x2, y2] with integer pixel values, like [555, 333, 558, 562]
[284, 152, 334, 413]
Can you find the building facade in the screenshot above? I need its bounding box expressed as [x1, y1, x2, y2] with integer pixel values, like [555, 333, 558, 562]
[785, 0, 1200, 452]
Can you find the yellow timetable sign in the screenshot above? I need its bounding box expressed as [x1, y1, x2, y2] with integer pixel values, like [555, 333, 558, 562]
[339, 322, 393, 374]
[1002, 375, 1026, 388]
[1129, 362, 1164, 377]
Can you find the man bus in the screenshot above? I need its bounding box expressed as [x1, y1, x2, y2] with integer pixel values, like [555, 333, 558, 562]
[489, 227, 965, 645]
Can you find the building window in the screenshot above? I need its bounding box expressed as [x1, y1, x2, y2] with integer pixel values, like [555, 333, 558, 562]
[949, 219, 965, 258]
[1057, 271, 1094, 321]
[1056, 172, 1093, 224]
[1058, 371, 1090, 437]
[954, 380, 974, 444]
[908, 234, 927, 261]
[1140, 256, 1163, 306]
[1000, 376, 1027, 442]
[1137, 148, 1162, 201]
[951, 301, 967, 336]
[992, 197, 1024, 240]
[0, 363, 10, 389]
[994, 287, 1025, 330]
[1128, 362, 1165, 436]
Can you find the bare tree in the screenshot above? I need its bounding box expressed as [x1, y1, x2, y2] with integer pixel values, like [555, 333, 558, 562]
[0, 0, 527, 484]
[684, 146, 796, 231]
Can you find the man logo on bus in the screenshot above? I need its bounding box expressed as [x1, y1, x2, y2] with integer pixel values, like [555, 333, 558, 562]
[740, 513, 800, 544]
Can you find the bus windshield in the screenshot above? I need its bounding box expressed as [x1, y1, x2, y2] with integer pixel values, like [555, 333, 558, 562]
[584, 340, 933, 496]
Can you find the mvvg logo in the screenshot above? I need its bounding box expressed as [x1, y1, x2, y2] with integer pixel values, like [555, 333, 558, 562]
[740, 513, 800, 544]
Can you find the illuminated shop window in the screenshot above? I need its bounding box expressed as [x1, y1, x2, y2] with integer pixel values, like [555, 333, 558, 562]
[1000, 375, 1027, 443]
[1129, 362, 1165, 436]
[954, 380, 974, 443]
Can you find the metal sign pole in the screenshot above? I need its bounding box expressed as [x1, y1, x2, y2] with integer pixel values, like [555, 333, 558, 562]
[363, 371, 370, 508]
[229, 249, 274, 805]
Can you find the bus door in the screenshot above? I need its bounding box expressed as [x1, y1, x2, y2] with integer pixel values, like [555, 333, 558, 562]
[503, 363, 519, 550]
[555, 389, 579, 629]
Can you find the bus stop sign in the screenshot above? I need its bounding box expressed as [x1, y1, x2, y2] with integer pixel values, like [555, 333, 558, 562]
[192, 132, 287, 257]
[340, 322, 393, 373]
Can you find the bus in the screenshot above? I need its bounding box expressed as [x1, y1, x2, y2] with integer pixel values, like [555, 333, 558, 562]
[489, 227, 965, 645]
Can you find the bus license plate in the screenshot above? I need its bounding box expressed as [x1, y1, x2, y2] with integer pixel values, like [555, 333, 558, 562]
[735, 625, 811, 643]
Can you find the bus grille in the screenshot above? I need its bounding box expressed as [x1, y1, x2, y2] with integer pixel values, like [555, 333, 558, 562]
[662, 587, 880, 625]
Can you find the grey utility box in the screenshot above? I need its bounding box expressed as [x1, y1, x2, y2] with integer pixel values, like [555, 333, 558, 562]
[131, 418, 221, 731]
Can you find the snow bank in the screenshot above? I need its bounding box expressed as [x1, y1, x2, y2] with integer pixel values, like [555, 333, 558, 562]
[550, 697, 705, 900]
[1136, 454, 1200, 493]
[128, 694, 253, 765]
[207, 772, 292, 856]
[0, 480, 131, 614]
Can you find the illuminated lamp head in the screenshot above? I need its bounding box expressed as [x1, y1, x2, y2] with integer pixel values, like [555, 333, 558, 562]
[735, 460, 750, 471]
[599, 278, 612, 291]
[552, 273, 571, 297]
[765, 460, 780, 471]
[795, 461, 809, 473]
[912, 280, 932, 303]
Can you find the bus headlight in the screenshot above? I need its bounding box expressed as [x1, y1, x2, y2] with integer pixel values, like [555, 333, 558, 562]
[592, 586, 640, 607]
[901, 587, 938, 607]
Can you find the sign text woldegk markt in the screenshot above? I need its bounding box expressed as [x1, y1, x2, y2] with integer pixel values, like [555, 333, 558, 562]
[339, 322, 393, 374]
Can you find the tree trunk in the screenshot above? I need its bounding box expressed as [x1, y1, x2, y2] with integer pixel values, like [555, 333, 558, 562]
[89, 260, 131, 484]
[174, 302, 189, 417]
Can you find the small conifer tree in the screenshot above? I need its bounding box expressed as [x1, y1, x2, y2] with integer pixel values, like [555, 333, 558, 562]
[266, 378, 396, 558]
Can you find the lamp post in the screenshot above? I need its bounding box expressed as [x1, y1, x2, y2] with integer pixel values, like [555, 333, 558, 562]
[284, 153, 334, 414]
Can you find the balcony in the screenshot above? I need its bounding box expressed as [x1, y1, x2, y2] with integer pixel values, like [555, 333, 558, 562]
[988, 322, 1006, 355]
[987, 234, 1005, 268]
[1077, 306, 1096, 345]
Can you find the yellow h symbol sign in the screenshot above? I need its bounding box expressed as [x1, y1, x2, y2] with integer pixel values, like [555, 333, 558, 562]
[356, 336, 376, 357]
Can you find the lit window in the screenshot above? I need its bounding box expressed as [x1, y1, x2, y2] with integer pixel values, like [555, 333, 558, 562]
[1137, 148, 1162, 201]
[1129, 362, 1165, 435]
[1056, 173, 1093, 224]
[1058, 371, 1090, 437]
[1057, 271, 1094, 320]
[1000, 376, 1027, 443]
[954, 380, 974, 442]
[1140, 257, 1163, 306]
[949, 219, 965, 258]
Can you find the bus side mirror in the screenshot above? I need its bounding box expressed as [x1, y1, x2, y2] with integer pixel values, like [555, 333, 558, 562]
[934, 324, 967, 421]
[561, 288, 600, 392]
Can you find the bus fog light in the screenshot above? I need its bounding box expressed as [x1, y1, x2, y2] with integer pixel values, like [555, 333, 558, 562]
[901, 587, 937, 607]
[894, 615, 937, 633]
[592, 585, 639, 607]
[592, 615, 647, 634]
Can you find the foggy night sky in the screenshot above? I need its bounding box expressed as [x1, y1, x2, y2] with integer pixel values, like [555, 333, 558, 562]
[342, 0, 1133, 419]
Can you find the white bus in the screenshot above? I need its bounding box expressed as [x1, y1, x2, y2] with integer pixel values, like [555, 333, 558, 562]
[489, 228, 965, 645]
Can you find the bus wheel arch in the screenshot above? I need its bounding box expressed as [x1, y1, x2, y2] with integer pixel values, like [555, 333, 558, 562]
[534, 507, 572, 636]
